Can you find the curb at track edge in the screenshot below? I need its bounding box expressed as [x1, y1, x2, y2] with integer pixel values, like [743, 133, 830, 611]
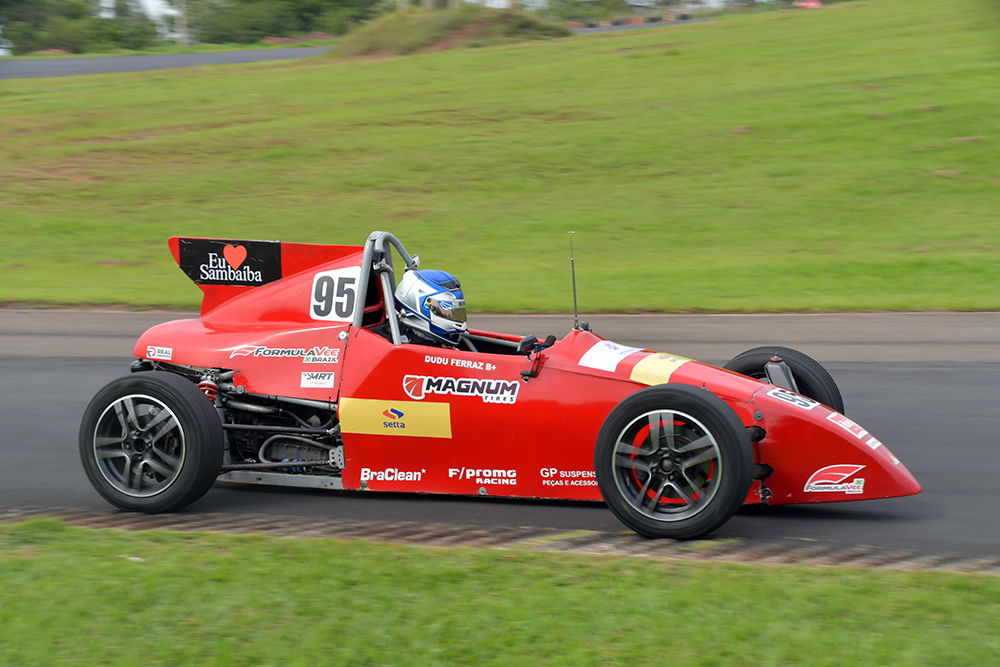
[2, 507, 998, 575]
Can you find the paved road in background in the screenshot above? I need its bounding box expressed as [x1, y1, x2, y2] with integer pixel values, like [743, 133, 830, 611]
[2, 310, 998, 556]
[0, 46, 330, 80]
[0, 20, 707, 80]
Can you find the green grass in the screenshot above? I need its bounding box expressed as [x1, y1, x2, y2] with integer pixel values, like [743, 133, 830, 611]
[1, 519, 998, 666]
[1, 0, 997, 312]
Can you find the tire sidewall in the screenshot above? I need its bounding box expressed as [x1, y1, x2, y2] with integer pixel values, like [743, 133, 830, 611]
[724, 346, 845, 414]
[594, 384, 753, 540]
[79, 372, 224, 513]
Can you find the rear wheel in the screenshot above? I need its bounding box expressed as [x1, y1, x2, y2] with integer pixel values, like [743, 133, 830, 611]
[595, 384, 753, 539]
[79, 372, 224, 513]
[724, 346, 844, 413]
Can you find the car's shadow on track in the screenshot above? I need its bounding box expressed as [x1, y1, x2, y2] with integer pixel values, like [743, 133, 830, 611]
[735, 503, 907, 523]
[200, 482, 622, 531]
[211, 482, 606, 509]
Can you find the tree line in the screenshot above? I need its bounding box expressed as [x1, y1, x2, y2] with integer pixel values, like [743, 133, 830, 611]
[0, 0, 386, 54]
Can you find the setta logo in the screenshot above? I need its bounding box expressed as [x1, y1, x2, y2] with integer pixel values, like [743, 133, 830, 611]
[381, 408, 405, 429]
[177, 238, 282, 287]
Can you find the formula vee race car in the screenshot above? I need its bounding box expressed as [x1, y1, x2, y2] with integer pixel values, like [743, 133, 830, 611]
[79, 231, 922, 539]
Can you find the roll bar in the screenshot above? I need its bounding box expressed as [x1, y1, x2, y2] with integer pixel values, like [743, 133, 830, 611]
[351, 231, 420, 344]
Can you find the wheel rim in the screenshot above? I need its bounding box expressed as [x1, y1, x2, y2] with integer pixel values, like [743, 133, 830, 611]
[610, 409, 722, 522]
[92, 394, 186, 498]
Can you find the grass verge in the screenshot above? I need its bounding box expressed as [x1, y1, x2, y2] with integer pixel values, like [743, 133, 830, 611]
[1, 519, 999, 665]
[1, 0, 997, 312]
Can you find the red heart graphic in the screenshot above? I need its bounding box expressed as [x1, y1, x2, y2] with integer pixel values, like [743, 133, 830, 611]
[223, 244, 247, 270]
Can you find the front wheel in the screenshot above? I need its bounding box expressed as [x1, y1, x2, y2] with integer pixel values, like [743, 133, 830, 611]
[79, 372, 224, 513]
[724, 346, 844, 413]
[594, 384, 753, 539]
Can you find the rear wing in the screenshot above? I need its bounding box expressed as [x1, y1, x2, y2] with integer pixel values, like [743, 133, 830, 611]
[169, 236, 362, 315]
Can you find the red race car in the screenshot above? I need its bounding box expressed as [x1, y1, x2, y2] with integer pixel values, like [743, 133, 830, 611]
[79, 231, 921, 539]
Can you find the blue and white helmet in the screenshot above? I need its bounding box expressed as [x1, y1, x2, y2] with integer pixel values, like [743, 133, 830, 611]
[395, 269, 467, 346]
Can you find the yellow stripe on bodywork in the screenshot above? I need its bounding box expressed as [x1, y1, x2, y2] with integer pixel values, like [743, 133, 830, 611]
[339, 398, 452, 438]
[629, 353, 692, 386]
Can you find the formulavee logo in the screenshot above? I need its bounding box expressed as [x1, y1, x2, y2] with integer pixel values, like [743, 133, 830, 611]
[230, 346, 339, 361]
[804, 464, 866, 494]
[403, 375, 519, 404]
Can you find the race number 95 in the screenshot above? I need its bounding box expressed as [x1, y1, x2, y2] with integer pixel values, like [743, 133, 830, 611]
[310, 266, 361, 322]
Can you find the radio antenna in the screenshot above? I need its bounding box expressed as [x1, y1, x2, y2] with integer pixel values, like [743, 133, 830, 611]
[569, 231, 579, 330]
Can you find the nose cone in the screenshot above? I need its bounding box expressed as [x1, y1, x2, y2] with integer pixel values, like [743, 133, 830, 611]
[876, 455, 922, 498]
[752, 389, 922, 506]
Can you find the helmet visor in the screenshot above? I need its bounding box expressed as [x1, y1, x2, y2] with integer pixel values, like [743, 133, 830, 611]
[427, 296, 466, 325]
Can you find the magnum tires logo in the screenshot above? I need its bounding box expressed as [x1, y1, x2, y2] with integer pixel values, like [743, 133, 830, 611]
[178, 238, 282, 287]
[403, 375, 519, 404]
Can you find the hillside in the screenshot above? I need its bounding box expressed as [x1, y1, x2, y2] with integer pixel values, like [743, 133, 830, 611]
[334, 5, 570, 57]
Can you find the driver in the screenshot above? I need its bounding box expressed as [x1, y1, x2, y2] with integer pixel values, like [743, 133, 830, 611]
[394, 269, 467, 347]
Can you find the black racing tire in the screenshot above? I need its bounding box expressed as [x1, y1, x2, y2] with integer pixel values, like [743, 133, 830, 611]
[79, 371, 224, 513]
[724, 346, 845, 414]
[594, 384, 753, 540]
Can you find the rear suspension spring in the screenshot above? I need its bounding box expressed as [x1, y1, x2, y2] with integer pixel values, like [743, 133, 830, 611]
[198, 380, 219, 402]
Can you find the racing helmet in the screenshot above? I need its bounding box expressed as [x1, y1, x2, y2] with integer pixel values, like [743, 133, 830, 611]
[395, 269, 467, 346]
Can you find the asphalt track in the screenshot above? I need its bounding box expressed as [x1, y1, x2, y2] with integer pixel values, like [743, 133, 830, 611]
[0, 46, 330, 80]
[0, 19, 708, 80]
[2, 309, 999, 557]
